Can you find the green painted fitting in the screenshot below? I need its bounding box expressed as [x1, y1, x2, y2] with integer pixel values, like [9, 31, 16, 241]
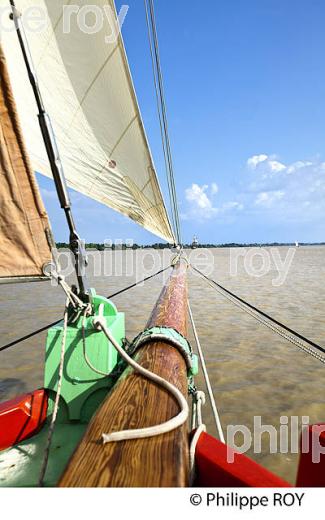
[44, 289, 125, 422]
[190, 354, 199, 377]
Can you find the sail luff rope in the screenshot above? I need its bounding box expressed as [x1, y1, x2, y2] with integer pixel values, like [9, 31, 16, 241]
[191, 265, 325, 365]
[147, 0, 181, 244]
[144, 0, 182, 245]
[143, 0, 176, 237]
[150, 0, 182, 246]
[187, 300, 225, 442]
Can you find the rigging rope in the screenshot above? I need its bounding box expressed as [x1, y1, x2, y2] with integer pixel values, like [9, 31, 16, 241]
[38, 297, 69, 487]
[0, 266, 171, 353]
[144, 0, 182, 245]
[188, 300, 225, 442]
[191, 265, 325, 364]
[189, 389, 206, 485]
[143, 0, 175, 238]
[107, 265, 171, 299]
[189, 424, 206, 485]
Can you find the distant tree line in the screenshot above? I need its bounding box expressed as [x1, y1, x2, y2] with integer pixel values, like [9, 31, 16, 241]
[55, 241, 325, 250]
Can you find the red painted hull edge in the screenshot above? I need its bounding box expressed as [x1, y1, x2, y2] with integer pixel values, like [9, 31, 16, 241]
[194, 431, 291, 487]
[296, 424, 325, 487]
[0, 389, 48, 452]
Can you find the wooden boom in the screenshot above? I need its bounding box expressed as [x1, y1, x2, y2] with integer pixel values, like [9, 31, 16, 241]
[59, 262, 189, 487]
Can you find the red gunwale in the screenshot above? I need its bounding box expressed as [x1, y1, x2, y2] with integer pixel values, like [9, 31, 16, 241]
[193, 430, 291, 487]
[0, 389, 48, 451]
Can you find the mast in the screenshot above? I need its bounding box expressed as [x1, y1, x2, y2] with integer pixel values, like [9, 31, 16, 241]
[9, 0, 88, 297]
[59, 262, 190, 487]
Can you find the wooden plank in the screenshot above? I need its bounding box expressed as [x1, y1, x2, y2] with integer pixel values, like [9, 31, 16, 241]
[59, 263, 189, 487]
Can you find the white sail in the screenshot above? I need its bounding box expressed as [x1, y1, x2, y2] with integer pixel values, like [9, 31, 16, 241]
[1, 0, 175, 243]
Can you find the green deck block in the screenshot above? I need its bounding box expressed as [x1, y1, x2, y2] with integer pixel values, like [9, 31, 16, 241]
[45, 290, 125, 421]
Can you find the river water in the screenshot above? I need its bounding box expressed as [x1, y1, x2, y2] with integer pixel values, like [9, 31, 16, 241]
[0, 246, 324, 484]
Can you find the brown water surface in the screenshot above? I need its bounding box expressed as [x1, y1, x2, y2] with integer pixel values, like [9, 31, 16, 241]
[0, 247, 324, 484]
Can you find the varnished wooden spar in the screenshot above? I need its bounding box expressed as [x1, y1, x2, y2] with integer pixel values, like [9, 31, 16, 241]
[59, 262, 189, 487]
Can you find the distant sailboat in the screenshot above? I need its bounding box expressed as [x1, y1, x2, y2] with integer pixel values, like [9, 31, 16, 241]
[191, 235, 199, 249]
[295, 241, 299, 247]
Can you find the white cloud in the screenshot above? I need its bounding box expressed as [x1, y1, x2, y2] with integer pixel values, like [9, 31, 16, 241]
[268, 160, 286, 172]
[247, 154, 286, 176]
[245, 154, 325, 219]
[183, 183, 243, 220]
[287, 160, 313, 174]
[255, 190, 285, 207]
[248, 154, 319, 178]
[182, 154, 325, 225]
[211, 182, 219, 194]
[185, 183, 213, 210]
[184, 152, 325, 221]
[221, 201, 244, 211]
[247, 154, 268, 169]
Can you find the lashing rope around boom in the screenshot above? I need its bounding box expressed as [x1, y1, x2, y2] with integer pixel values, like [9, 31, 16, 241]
[191, 265, 325, 365]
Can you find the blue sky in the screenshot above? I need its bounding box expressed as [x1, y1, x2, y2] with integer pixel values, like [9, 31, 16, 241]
[39, 0, 325, 244]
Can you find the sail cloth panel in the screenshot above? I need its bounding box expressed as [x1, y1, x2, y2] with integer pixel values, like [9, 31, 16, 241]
[1, 0, 175, 243]
[0, 45, 52, 280]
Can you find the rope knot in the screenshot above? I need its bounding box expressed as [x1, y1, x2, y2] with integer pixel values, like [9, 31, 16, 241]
[195, 390, 206, 406]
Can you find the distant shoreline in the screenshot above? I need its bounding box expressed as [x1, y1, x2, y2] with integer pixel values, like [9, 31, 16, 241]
[55, 242, 325, 251]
